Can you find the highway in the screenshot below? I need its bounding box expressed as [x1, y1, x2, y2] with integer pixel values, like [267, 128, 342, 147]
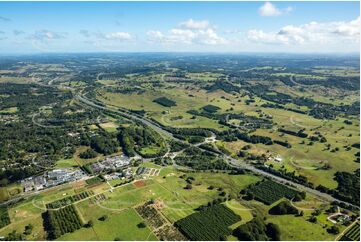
[76, 93, 357, 208]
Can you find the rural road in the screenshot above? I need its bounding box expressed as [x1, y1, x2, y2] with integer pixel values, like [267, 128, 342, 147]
[76, 93, 358, 208]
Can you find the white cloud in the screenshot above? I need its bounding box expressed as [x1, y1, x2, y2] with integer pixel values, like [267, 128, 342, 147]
[147, 19, 227, 45]
[332, 17, 360, 37]
[30, 30, 66, 41]
[179, 19, 210, 30]
[79, 30, 133, 42]
[247, 17, 360, 45]
[103, 32, 133, 41]
[259, 2, 293, 17]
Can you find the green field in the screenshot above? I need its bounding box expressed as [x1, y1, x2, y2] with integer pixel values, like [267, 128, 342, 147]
[58, 208, 157, 241]
[0, 54, 359, 241]
[55, 158, 78, 168]
[0, 107, 18, 114]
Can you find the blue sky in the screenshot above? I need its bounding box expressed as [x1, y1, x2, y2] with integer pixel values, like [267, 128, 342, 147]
[0, 1, 359, 53]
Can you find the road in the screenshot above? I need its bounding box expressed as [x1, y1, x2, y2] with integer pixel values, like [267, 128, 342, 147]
[0, 175, 92, 206]
[76, 93, 358, 208]
[76, 94, 178, 141]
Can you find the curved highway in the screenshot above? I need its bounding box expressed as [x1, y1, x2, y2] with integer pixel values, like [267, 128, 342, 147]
[76, 93, 357, 208]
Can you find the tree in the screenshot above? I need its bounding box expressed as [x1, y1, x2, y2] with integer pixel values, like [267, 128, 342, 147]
[269, 201, 298, 215]
[87, 220, 94, 228]
[327, 225, 340, 234]
[293, 193, 303, 202]
[266, 223, 281, 241]
[98, 215, 108, 221]
[24, 224, 33, 235]
[309, 216, 317, 223]
[79, 149, 97, 159]
[184, 184, 192, 190]
[137, 222, 146, 228]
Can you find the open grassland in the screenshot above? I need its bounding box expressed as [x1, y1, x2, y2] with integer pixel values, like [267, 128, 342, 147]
[0, 165, 350, 241]
[0, 107, 18, 114]
[55, 158, 78, 168]
[0, 76, 32, 84]
[186, 72, 223, 81]
[223, 105, 359, 189]
[58, 208, 157, 241]
[0, 184, 22, 202]
[240, 196, 338, 241]
[0, 188, 9, 202]
[99, 122, 119, 133]
[96, 87, 232, 131]
[95, 168, 260, 223]
[312, 67, 360, 77]
[0, 198, 46, 240]
[224, 200, 254, 230]
[272, 84, 359, 105]
[72, 146, 105, 166]
[267, 214, 334, 241]
[6, 167, 259, 240]
[272, 73, 327, 80]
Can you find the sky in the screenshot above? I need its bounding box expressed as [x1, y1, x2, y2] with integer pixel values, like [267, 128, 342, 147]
[0, 1, 359, 53]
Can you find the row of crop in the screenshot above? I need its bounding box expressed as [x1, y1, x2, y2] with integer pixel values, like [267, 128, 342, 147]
[247, 180, 299, 205]
[42, 205, 83, 240]
[343, 222, 360, 241]
[175, 204, 240, 240]
[0, 207, 10, 229]
[46, 190, 94, 209]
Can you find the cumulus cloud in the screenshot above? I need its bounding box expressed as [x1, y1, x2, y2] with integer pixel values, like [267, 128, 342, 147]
[79, 30, 133, 42]
[103, 32, 133, 41]
[332, 17, 360, 37]
[179, 19, 210, 29]
[0, 16, 11, 22]
[30, 30, 67, 41]
[259, 2, 292, 17]
[247, 17, 360, 45]
[147, 19, 227, 45]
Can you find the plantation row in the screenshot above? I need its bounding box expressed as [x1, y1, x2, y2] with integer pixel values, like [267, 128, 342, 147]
[342, 222, 360, 241]
[46, 191, 94, 209]
[0, 207, 10, 229]
[153, 97, 177, 107]
[175, 204, 240, 240]
[246, 180, 299, 205]
[42, 205, 83, 240]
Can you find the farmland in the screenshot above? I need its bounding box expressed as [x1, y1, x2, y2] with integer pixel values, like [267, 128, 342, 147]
[175, 204, 240, 240]
[0, 207, 10, 229]
[244, 180, 300, 205]
[46, 191, 94, 209]
[43, 205, 83, 239]
[0, 53, 359, 241]
[341, 222, 360, 241]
